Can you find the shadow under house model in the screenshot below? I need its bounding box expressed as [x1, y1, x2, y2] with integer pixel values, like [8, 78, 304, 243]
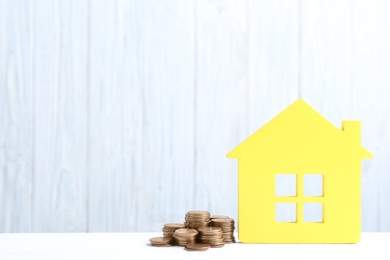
[227, 98, 373, 244]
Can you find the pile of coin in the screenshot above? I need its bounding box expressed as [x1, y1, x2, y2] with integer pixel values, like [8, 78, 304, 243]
[149, 210, 236, 251]
[210, 217, 236, 243]
[197, 226, 225, 248]
[162, 223, 185, 239]
[173, 228, 198, 246]
[184, 210, 210, 229]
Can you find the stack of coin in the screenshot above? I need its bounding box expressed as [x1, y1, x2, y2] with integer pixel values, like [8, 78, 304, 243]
[149, 237, 173, 247]
[185, 210, 211, 229]
[197, 226, 224, 248]
[173, 228, 198, 246]
[210, 218, 236, 243]
[162, 223, 186, 240]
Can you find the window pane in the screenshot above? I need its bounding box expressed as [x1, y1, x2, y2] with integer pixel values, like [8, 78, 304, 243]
[276, 203, 296, 222]
[304, 203, 323, 222]
[275, 174, 296, 196]
[304, 174, 323, 196]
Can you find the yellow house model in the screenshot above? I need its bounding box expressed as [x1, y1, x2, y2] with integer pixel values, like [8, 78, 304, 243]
[227, 98, 372, 244]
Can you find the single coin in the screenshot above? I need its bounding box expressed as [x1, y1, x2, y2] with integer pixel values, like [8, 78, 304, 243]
[185, 243, 211, 251]
[186, 210, 210, 215]
[210, 215, 229, 219]
[174, 228, 198, 236]
[149, 237, 173, 246]
[210, 244, 225, 248]
[164, 223, 186, 229]
[211, 218, 234, 223]
[198, 226, 222, 233]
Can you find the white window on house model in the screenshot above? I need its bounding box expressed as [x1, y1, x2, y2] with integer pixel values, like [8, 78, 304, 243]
[275, 173, 324, 223]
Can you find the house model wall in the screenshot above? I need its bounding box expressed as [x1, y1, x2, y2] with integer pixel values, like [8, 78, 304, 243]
[227, 98, 373, 243]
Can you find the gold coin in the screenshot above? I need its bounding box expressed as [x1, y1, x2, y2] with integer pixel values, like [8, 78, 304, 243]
[162, 232, 174, 238]
[211, 218, 234, 224]
[210, 244, 225, 248]
[163, 223, 186, 230]
[198, 226, 222, 233]
[185, 243, 211, 251]
[174, 228, 198, 236]
[173, 227, 198, 246]
[186, 210, 210, 215]
[210, 215, 229, 219]
[185, 211, 211, 231]
[149, 237, 173, 246]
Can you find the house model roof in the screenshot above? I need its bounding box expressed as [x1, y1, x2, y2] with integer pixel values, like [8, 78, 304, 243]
[227, 98, 372, 160]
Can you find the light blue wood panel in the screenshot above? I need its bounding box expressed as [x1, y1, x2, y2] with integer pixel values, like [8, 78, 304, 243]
[0, 0, 32, 232]
[32, 0, 88, 232]
[88, 0, 142, 232]
[139, 0, 195, 231]
[247, 0, 299, 132]
[195, 0, 248, 222]
[247, 0, 299, 143]
[88, 0, 195, 232]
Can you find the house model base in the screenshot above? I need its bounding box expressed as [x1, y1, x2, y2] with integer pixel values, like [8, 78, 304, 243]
[227, 98, 372, 244]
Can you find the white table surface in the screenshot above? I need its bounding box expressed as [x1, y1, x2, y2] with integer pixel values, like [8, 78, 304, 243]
[0, 232, 388, 260]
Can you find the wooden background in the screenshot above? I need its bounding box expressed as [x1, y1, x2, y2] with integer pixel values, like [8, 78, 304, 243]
[0, 0, 389, 232]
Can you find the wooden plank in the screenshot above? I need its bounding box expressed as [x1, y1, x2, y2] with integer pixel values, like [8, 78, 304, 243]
[195, 0, 248, 221]
[88, 0, 195, 231]
[32, 0, 88, 232]
[247, 0, 300, 132]
[88, 0, 142, 232]
[300, 0, 354, 123]
[0, 0, 32, 232]
[138, 0, 195, 230]
[300, 0, 390, 231]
